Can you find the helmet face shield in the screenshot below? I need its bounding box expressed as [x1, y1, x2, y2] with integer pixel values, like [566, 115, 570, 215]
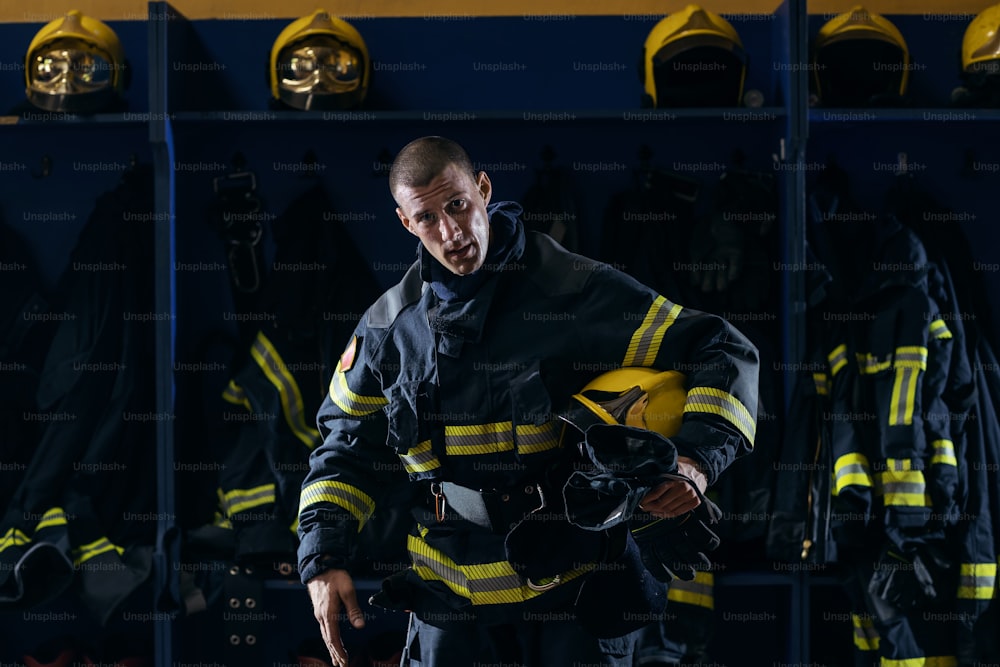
[651, 44, 746, 107]
[276, 36, 364, 109]
[270, 11, 370, 111]
[811, 5, 909, 107]
[814, 40, 908, 107]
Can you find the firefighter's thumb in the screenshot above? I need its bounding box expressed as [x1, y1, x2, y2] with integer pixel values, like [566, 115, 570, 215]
[339, 582, 366, 629]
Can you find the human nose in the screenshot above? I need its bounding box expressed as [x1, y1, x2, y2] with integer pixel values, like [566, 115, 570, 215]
[438, 213, 463, 241]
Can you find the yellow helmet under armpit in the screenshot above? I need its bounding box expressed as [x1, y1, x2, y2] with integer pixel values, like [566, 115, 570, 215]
[559, 367, 687, 439]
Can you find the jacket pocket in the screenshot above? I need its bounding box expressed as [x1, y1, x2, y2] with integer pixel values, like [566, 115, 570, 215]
[510, 362, 561, 462]
[387, 381, 441, 479]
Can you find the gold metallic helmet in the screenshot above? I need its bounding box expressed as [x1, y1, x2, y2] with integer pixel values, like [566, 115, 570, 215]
[559, 367, 687, 439]
[269, 9, 370, 111]
[812, 5, 909, 107]
[641, 4, 746, 108]
[962, 4, 1000, 75]
[24, 10, 127, 113]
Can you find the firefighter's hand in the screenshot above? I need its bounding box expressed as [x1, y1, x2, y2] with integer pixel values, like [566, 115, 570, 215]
[306, 568, 365, 667]
[638, 456, 708, 518]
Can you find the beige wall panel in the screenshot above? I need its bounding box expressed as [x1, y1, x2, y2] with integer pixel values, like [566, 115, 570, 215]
[4, 0, 992, 22]
[6, 0, 782, 23]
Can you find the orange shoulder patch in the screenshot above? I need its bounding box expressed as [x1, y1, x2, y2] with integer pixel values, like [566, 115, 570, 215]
[339, 335, 358, 372]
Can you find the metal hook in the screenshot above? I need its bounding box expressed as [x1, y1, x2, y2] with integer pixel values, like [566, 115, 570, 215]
[32, 155, 52, 179]
[895, 152, 908, 176]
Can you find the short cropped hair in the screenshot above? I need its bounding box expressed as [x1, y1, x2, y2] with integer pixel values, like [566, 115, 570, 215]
[389, 136, 477, 204]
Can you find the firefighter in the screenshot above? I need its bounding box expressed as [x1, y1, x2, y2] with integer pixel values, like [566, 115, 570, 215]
[297, 136, 759, 666]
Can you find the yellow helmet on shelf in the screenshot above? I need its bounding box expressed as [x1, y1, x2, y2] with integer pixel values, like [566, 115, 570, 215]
[812, 5, 909, 107]
[962, 3, 1000, 74]
[269, 9, 370, 111]
[24, 10, 127, 113]
[641, 4, 746, 108]
[559, 367, 687, 439]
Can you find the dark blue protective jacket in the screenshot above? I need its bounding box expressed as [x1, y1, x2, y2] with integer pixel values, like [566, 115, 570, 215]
[297, 202, 759, 629]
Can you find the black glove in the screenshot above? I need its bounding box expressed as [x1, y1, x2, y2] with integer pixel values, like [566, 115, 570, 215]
[562, 423, 678, 531]
[630, 493, 722, 582]
[867, 541, 957, 610]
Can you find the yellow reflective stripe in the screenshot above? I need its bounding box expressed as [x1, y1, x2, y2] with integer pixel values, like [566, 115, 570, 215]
[684, 387, 756, 444]
[929, 319, 952, 340]
[73, 537, 124, 565]
[623, 296, 682, 367]
[329, 366, 387, 417]
[828, 344, 848, 377]
[251, 332, 321, 449]
[931, 439, 957, 467]
[0, 527, 31, 554]
[889, 366, 919, 426]
[35, 507, 69, 532]
[834, 453, 873, 493]
[813, 372, 829, 396]
[515, 422, 562, 455]
[445, 422, 514, 455]
[852, 614, 879, 651]
[667, 570, 714, 609]
[222, 380, 252, 411]
[957, 563, 997, 600]
[880, 657, 957, 667]
[222, 483, 276, 516]
[856, 353, 892, 375]
[894, 346, 928, 370]
[300, 480, 375, 529]
[880, 461, 928, 506]
[290, 516, 299, 535]
[407, 533, 592, 605]
[399, 439, 441, 474]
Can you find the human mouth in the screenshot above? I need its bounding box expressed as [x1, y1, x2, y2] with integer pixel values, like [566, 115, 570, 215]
[447, 243, 474, 260]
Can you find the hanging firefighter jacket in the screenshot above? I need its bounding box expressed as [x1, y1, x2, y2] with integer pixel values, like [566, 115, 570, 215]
[766, 249, 845, 565]
[601, 163, 780, 548]
[184, 181, 383, 568]
[518, 148, 581, 253]
[0, 220, 56, 513]
[599, 159, 700, 306]
[766, 163, 987, 665]
[0, 164, 157, 625]
[603, 161, 781, 659]
[695, 167, 781, 557]
[882, 175, 1000, 665]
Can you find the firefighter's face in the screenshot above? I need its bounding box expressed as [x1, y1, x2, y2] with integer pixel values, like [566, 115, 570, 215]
[395, 163, 492, 276]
